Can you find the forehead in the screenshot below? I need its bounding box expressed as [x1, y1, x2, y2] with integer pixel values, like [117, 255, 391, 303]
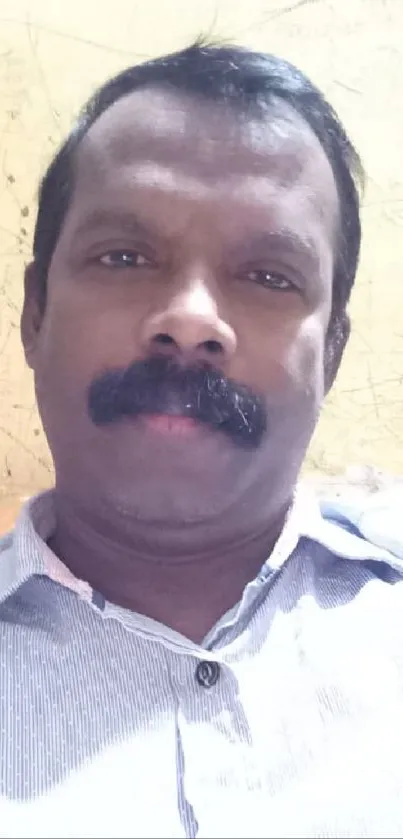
[72, 87, 339, 243]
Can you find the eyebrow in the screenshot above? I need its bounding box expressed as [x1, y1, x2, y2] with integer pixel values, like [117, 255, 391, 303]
[72, 209, 157, 242]
[232, 230, 320, 268]
[73, 210, 321, 268]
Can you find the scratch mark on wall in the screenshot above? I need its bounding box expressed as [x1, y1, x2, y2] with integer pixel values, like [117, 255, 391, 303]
[0, 16, 150, 59]
[0, 425, 51, 473]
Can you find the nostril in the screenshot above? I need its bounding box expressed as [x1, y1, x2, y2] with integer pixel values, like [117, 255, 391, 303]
[203, 339, 223, 354]
[154, 333, 176, 346]
[152, 334, 223, 355]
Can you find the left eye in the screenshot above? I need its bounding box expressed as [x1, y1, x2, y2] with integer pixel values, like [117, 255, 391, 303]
[245, 269, 294, 291]
[98, 250, 151, 268]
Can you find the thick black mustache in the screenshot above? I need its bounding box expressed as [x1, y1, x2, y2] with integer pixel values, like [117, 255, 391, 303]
[88, 356, 267, 449]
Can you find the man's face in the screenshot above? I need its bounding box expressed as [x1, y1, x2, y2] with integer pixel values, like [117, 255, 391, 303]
[23, 88, 341, 520]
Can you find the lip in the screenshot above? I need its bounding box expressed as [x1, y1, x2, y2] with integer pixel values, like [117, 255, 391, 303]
[141, 414, 203, 436]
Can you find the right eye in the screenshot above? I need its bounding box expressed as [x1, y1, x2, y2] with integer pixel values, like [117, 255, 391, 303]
[98, 250, 153, 268]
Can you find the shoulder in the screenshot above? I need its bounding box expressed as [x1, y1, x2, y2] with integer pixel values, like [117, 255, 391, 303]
[319, 486, 403, 562]
[290, 482, 403, 589]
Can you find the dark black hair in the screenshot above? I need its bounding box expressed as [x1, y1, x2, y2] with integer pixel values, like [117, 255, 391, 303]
[33, 39, 363, 360]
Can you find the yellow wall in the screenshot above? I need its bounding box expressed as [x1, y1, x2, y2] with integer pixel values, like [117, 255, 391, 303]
[0, 0, 402, 498]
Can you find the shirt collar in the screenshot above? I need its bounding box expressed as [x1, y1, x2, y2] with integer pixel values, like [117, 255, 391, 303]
[0, 485, 397, 607]
[0, 491, 93, 606]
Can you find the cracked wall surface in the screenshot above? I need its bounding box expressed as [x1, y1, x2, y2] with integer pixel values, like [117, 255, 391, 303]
[0, 0, 402, 499]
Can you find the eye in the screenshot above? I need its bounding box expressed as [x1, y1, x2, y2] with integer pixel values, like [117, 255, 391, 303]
[98, 250, 152, 268]
[245, 269, 295, 291]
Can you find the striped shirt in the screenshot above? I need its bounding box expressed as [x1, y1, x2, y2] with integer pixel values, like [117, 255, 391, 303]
[1, 488, 403, 838]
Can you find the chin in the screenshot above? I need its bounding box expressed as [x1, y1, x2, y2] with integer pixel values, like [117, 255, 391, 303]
[52, 419, 272, 523]
[83, 441, 254, 523]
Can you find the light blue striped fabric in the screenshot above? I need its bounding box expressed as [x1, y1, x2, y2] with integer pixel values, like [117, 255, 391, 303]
[321, 487, 403, 559]
[1, 489, 403, 838]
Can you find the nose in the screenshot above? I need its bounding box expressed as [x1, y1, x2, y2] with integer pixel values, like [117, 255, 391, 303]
[141, 280, 237, 363]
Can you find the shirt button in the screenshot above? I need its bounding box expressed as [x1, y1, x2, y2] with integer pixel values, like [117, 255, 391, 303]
[195, 660, 220, 688]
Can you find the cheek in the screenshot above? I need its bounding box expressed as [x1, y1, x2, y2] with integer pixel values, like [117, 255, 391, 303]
[244, 314, 326, 404]
[34, 288, 144, 395]
[287, 317, 326, 393]
[35, 307, 92, 397]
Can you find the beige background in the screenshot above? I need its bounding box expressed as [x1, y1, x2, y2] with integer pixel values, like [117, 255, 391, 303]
[0, 0, 402, 503]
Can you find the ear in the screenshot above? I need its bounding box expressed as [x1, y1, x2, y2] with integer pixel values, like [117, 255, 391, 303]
[324, 309, 350, 395]
[21, 262, 45, 369]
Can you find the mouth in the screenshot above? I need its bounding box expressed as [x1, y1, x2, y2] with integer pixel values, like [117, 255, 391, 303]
[140, 413, 204, 436]
[88, 359, 267, 450]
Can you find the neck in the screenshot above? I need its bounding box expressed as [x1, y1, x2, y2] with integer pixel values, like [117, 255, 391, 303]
[48, 487, 291, 643]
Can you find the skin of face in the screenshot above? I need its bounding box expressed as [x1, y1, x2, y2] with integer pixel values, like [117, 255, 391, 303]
[22, 88, 342, 528]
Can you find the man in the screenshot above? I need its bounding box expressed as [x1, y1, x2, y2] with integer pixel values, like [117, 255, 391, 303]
[1, 40, 402, 838]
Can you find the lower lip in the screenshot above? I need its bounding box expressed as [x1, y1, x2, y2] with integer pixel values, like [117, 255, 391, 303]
[142, 415, 201, 435]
